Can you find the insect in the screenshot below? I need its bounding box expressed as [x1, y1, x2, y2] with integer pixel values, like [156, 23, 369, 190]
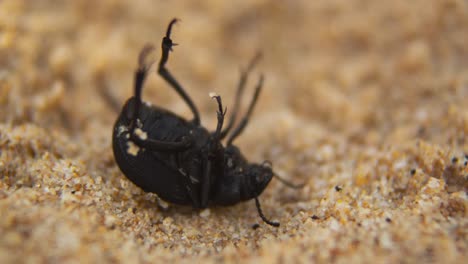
[112, 18, 303, 227]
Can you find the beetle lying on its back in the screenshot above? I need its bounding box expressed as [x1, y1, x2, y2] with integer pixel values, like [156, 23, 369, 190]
[112, 19, 303, 227]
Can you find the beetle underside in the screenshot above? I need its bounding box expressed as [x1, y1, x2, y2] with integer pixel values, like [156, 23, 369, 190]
[109, 18, 304, 227]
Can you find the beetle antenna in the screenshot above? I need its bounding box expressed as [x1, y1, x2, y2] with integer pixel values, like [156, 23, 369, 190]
[274, 173, 306, 189]
[262, 160, 306, 189]
[255, 197, 280, 227]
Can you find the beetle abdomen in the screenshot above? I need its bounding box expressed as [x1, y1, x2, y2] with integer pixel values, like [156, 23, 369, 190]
[112, 119, 192, 205]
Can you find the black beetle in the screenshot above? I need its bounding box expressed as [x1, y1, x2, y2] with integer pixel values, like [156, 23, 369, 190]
[111, 19, 303, 227]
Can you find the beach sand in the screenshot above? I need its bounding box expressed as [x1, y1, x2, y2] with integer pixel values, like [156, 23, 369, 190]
[0, 0, 467, 263]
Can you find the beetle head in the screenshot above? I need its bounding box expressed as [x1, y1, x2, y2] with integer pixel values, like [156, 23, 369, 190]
[243, 161, 274, 199]
[223, 146, 273, 200]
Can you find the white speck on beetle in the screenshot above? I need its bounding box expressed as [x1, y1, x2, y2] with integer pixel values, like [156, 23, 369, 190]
[117, 125, 128, 137]
[178, 168, 187, 176]
[127, 141, 140, 156]
[227, 158, 233, 168]
[135, 128, 148, 140]
[190, 175, 199, 183]
[136, 119, 143, 128]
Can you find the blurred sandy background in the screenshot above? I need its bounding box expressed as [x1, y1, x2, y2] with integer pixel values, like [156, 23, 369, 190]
[0, 0, 467, 263]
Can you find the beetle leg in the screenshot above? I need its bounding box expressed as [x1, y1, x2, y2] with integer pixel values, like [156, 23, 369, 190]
[129, 44, 155, 132]
[181, 175, 202, 208]
[125, 44, 193, 152]
[201, 92, 226, 207]
[210, 94, 227, 141]
[220, 52, 262, 140]
[226, 74, 264, 146]
[203, 93, 225, 206]
[200, 159, 212, 208]
[158, 18, 201, 125]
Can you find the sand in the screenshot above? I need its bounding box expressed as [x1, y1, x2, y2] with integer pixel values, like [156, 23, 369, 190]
[0, 0, 467, 263]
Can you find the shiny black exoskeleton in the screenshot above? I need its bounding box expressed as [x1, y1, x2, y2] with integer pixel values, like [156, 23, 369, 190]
[112, 19, 303, 227]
